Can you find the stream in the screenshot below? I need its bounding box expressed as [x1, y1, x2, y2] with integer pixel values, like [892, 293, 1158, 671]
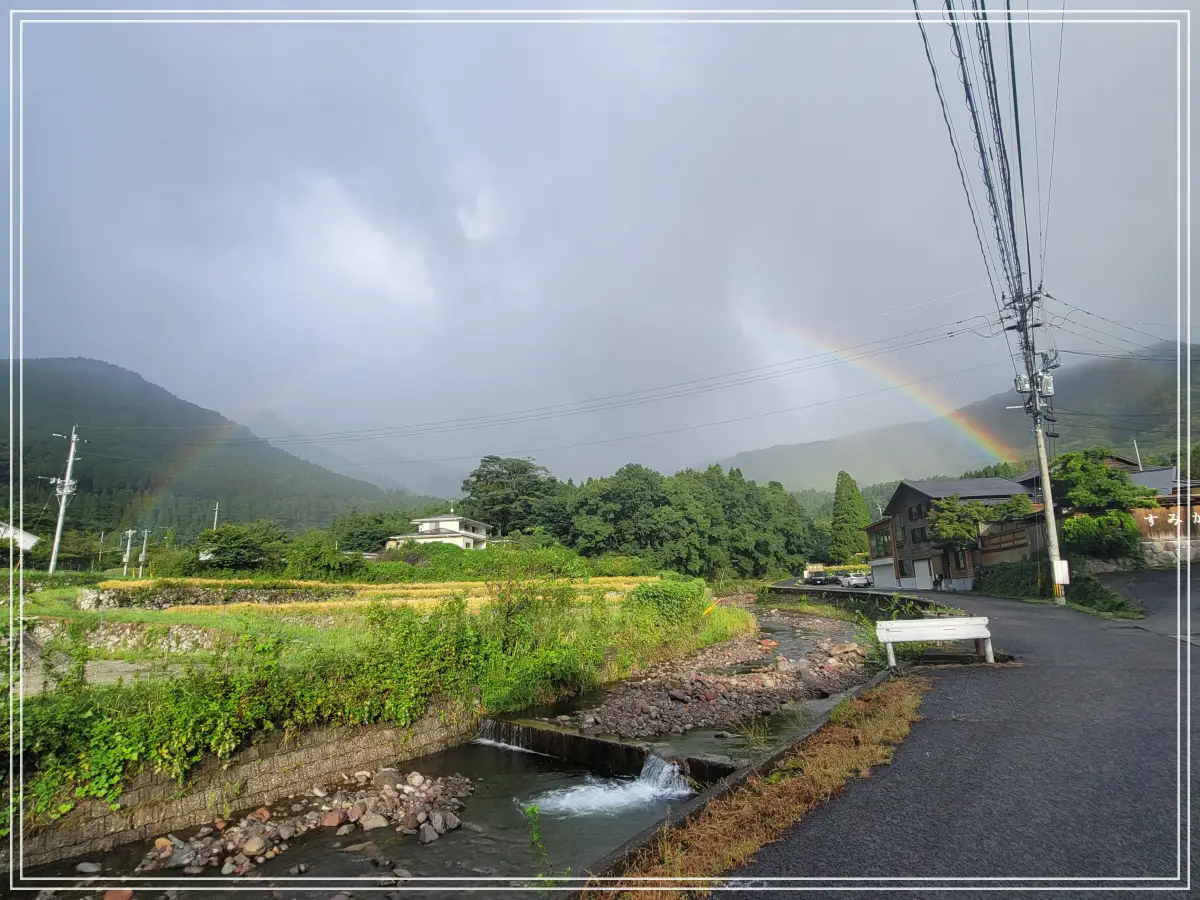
[22, 607, 870, 898]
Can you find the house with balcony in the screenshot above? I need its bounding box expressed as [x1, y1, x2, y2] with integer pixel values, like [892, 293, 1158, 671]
[870, 477, 1035, 591]
[386, 512, 494, 550]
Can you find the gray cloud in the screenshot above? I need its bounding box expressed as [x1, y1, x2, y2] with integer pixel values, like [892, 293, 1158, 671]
[19, 4, 1184, 485]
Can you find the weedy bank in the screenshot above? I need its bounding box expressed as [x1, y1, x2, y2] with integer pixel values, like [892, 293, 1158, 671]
[12, 573, 754, 827]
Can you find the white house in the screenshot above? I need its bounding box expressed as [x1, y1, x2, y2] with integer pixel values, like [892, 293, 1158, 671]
[386, 513, 494, 551]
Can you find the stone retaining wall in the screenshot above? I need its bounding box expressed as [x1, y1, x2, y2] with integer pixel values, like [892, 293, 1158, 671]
[29, 619, 231, 654]
[1141, 539, 1200, 568]
[76, 584, 359, 610]
[17, 702, 477, 870]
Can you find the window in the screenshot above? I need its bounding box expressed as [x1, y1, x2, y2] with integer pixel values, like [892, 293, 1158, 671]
[893, 516, 906, 544]
[870, 529, 892, 559]
[898, 559, 911, 577]
[910, 526, 928, 543]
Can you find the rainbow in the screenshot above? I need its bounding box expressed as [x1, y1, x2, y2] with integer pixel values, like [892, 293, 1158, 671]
[735, 307, 1024, 463]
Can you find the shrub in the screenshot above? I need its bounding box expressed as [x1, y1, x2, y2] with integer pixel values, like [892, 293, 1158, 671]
[1065, 573, 1140, 615]
[284, 531, 366, 580]
[973, 560, 1049, 599]
[622, 578, 709, 623]
[147, 548, 198, 578]
[1060, 511, 1142, 561]
[587, 554, 658, 577]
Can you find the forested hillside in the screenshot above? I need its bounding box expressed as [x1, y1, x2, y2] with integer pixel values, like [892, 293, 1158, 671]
[4, 358, 439, 550]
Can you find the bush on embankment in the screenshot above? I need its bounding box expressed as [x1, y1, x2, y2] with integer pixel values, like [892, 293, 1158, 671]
[973, 560, 1138, 616]
[17, 576, 752, 822]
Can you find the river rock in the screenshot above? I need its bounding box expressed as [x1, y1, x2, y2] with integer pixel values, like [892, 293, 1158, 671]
[429, 810, 446, 834]
[75, 862, 102, 874]
[241, 836, 266, 856]
[393, 867, 413, 879]
[407, 772, 425, 787]
[276, 823, 295, 841]
[418, 823, 439, 844]
[182, 866, 204, 875]
[321, 810, 346, 827]
[667, 690, 689, 703]
[336, 824, 356, 836]
[311, 786, 327, 797]
[444, 812, 462, 831]
[221, 860, 236, 875]
[400, 812, 419, 830]
[102, 891, 133, 900]
[361, 812, 389, 832]
[347, 803, 364, 822]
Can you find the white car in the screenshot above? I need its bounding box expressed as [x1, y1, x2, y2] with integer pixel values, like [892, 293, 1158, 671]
[843, 572, 871, 588]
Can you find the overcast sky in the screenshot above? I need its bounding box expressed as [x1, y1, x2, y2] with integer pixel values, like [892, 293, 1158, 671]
[18, 2, 1184, 483]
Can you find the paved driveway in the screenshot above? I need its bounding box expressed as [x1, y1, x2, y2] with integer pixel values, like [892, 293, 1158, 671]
[728, 572, 1194, 898]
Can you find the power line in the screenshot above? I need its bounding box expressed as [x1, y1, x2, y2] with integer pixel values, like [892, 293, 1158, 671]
[1042, 293, 1169, 345]
[1024, 0, 1045, 282]
[1004, 0, 1036, 292]
[82, 358, 1015, 470]
[1041, 0, 1068, 267]
[87, 317, 1001, 448]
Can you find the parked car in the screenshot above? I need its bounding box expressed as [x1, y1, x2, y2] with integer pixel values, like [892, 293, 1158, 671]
[806, 570, 833, 585]
[832, 570, 851, 585]
[843, 572, 871, 588]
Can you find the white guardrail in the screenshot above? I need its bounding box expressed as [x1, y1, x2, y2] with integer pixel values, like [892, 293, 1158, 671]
[875, 616, 993, 668]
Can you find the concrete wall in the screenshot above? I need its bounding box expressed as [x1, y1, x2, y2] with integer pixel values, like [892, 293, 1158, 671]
[18, 702, 477, 870]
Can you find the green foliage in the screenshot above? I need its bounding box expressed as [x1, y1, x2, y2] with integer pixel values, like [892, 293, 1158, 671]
[622, 578, 709, 623]
[194, 521, 290, 572]
[961, 460, 1027, 479]
[284, 530, 367, 580]
[18, 568, 753, 817]
[1065, 573, 1140, 616]
[1051, 448, 1161, 513]
[927, 494, 992, 548]
[460, 456, 562, 537]
[586, 554, 659, 577]
[147, 548, 198, 577]
[328, 504, 452, 554]
[1060, 511, 1142, 560]
[973, 561, 1049, 599]
[827, 472, 870, 564]
[991, 493, 1034, 521]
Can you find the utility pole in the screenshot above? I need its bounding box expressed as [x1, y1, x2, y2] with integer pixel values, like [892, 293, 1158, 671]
[122, 528, 137, 577]
[96, 531, 105, 570]
[45, 426, 87, 574]
[1133, 439, 1144, 471]
[213, 502, 220, 530]
[137, 529, 150, 578]
[1010, 287, 1067, 603]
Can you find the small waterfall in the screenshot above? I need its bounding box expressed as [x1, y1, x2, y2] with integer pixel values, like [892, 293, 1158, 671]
[523, 754, 694, 816]
[475, 719, 552, 756]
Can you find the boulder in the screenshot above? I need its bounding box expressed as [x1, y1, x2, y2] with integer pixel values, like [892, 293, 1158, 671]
[76, 862, 102, 875]
[360, 812, 390, 832]
[429, 810, 446, 834]
[241, 836, 266, 857]
[321, 810, 346, 828]
[372, 769, 402, 790]
[418, 823, 439, 844]
[443, 812, 462, 831]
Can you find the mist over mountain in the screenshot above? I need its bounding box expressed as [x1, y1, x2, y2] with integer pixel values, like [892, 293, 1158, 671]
[718, 342, 1191, 490]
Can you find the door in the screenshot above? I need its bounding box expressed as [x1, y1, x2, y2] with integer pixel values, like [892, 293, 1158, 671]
[914, 557, 934, 590]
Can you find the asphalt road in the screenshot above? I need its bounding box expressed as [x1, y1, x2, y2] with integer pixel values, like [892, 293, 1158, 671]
[727, 572, 1194, 898]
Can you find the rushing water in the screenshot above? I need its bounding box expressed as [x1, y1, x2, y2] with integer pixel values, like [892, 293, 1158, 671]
[524, 753, 693, 817]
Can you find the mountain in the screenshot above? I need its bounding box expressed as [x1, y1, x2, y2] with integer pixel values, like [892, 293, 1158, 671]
[4, 358, 442, 541]
[719, 342, 1194, 491]
[240, 410, 467, 499]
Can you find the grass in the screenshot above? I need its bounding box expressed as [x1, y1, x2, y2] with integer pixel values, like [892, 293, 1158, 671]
[587, 676, 932, 899]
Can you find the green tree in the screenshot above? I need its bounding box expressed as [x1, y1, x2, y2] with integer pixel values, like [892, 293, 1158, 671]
[285, 530, 366, 580]
[460, 456, 560, 536]
[991, 493, 1034, 521]
[961, 460, 1027, 479]
[927, 494, 993, 548]
[828, 471, 870, 563]
[1051, 448, 1160, 513]
[195, 520, 289, 572]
